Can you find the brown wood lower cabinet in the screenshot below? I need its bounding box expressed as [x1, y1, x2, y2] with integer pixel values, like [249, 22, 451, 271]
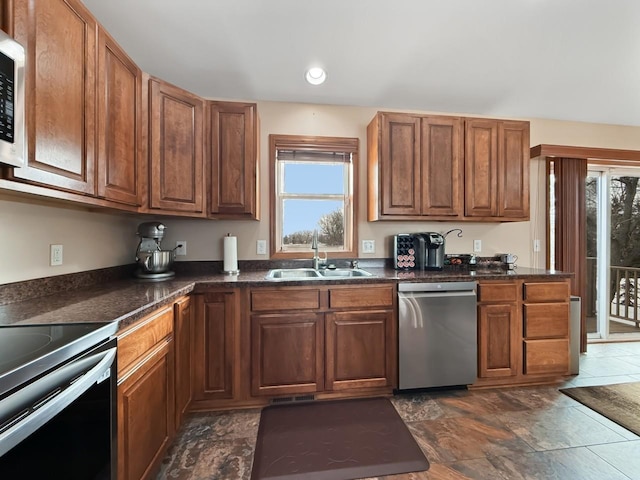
[478, 303, 519, 378]
[249, 284, 397, 399]
[116, 306, 175, 480]
[191, 290, 242, 409]
[251, 313, 324, 396]
[475, 279, 570, 388]
[174, 296, 192, 427]
[325, 310, 393, 391]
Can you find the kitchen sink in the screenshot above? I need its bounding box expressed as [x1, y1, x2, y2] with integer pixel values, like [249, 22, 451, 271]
[318, 268, 374, 278]
[265, 267, 374, 280]
[265, 268, 322, 280]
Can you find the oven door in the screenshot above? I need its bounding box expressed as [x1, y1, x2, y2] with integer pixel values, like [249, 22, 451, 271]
[0, 338, 116, 479]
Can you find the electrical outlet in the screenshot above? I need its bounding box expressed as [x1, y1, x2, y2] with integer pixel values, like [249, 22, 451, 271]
[473, 239, 482, 253]
[362, 240, 375, 254]
[175, 241, 187, 256]
[50, 244, 63, 266]
[257, 239, 267, 255]
[533, 239, 541, 252]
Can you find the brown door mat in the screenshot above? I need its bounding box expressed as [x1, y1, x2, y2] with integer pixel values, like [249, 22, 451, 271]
[250, 397, 430, 480]
[560, 381, 640, 436]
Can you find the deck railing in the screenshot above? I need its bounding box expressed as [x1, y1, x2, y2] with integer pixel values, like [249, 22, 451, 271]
[586, 259, 640, 327]
[610, 265, 640, 326]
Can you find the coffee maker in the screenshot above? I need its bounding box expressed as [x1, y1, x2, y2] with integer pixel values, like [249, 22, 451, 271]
[135, 222, 175, 280]
[416, 232, 446, 270]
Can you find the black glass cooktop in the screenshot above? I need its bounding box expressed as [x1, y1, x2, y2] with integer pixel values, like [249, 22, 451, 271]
[0, 322, 118, 398]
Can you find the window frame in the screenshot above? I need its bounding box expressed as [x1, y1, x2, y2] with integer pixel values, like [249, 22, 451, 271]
[269, 134, 359, 259]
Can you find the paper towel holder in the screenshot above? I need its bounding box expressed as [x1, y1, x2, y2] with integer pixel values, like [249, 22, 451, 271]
[223, 233, 240, 275]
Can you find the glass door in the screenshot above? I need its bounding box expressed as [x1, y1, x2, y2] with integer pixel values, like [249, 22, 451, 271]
[587, 167, 640, 340]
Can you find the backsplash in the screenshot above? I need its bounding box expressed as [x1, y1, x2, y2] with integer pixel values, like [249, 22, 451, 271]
[0, 265, 135, 306]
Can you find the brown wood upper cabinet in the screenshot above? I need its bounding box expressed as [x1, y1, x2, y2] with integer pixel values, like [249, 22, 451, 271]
[96, 28, 144, 206]
[368, 113, 463, 220]
[368, 112, 530, 221]
[6, 0, 145, 207]
[465, 119, 530, 219]
[207, 101, 259, 219]
[148, 77, 205, 216]
[8, 0, 97, 195]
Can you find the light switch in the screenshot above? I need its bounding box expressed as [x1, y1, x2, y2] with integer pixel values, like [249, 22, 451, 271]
[473, 240, 482, 253]
[257, 240, 267, 255]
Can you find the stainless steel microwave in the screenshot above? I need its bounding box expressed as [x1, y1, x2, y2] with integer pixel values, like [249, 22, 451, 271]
[0, 29, 24, 168]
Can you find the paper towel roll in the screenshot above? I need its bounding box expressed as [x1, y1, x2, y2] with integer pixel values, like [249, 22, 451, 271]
[223, 234, 239, 273]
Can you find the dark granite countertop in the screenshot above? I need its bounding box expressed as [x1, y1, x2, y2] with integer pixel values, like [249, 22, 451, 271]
[0, 265, 572, 330]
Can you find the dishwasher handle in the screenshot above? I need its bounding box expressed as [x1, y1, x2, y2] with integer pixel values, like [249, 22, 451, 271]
[398, 281, 477, 293]
[399, 290, 477, 300]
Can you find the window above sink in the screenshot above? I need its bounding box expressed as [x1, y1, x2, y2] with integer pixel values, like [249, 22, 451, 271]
[269, 135, 359, 260]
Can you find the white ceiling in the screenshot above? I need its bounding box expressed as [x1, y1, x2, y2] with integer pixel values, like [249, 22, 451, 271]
[83, 0, 640, 127]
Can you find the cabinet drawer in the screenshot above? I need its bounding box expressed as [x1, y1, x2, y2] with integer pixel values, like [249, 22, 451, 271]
[117, 305, 173, 379]
[523, 282, 570, 302]
[523, 339, 569, 375]
[523, 303, 570, 339]
[328, 285, 394, 309]
[251, 288, 321, 312]
[477, 283, 518, 303]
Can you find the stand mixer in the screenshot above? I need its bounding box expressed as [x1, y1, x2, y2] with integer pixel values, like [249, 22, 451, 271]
[135, 222, 175, 280]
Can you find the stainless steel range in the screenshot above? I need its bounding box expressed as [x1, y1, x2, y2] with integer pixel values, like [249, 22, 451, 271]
[0, 322, 118, 479]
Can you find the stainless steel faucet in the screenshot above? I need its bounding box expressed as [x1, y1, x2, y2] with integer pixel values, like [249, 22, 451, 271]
[311, 229, 320, 270]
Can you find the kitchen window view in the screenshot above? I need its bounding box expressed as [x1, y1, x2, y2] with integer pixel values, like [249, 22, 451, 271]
[269, 135, 358, 257]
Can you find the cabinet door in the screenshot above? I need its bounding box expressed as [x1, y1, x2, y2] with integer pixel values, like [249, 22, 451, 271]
[421, 116, 463, 216]
[498, 121, 529, 218]
[464, 118, 498, 217]
[9, 0, 96, 194]
[96, 28, 143, 206]
[192, 291, 237, 401]
[478, 303, 519, 377]
[380, 113, 421, 216]
[117, 339, 174, 480]
[251, 313, 324, 396]
[208, 101, 258, 219]
[149, 78, 204, 214]
[325, 310, 394, 390]
[174, 296, 192, 427]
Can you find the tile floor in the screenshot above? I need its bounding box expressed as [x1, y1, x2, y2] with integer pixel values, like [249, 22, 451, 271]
[157, 342, 640, 480]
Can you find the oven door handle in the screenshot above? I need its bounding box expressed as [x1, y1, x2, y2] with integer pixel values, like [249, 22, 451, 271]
[0, 345, 116, 457]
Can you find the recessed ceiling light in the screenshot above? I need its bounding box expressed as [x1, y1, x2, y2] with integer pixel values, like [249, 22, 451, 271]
[305, 67, 326, 85]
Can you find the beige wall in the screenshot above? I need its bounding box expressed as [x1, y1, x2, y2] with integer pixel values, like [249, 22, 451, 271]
[4, 100, 640, 284]
[0, 192, 141, 284]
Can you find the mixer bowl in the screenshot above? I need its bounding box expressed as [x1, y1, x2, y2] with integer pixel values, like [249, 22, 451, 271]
[138, 250, 174, 273]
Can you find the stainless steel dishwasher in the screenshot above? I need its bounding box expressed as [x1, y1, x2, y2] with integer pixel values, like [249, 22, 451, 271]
[398, 281, 477, 390]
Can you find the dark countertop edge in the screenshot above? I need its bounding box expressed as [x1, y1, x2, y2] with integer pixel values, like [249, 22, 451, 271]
[0, 267, 573, 332]
[111, 283, 198, 330]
